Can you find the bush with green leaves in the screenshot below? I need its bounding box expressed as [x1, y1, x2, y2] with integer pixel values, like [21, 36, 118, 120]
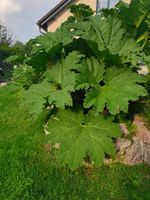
[8, 1, 150, 169]
[12, 64, 37, 88]
[101, 0, 150, 55]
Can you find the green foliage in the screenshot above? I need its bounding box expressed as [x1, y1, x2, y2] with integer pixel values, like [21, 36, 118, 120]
[69, 4, 94, 21]
[12, 65, 37, 88]
[23, 79, 52, 114]
[0, 86, 150, 200]
[70, 15, 141, 64]
[24, 51, 83, 115]
[0, 42, 12, 60]
[5, 55, 26, 65]
[116, 0, 150, 53]
[6, 41, 32, 65]
[100, 0, 150, 57]
[7, 2, 149, 168]
[83, 66, 147, 114]
[11, 41, 26, 55]
[47, 109, 120, 169]
[76, 57, 105, 89]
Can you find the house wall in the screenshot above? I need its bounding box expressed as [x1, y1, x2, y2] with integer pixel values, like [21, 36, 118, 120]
[47, 0, 96, 32]
[124, 0, 131, 3]
[47, 0, 131, 32]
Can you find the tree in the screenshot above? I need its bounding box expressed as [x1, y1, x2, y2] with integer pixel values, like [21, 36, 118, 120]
[0, 22, 12, 60]
[0, 22, 12, 45]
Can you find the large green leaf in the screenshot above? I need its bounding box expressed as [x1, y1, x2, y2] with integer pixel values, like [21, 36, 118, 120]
[33, 25, 81, 54]
[47, 109, 120, 169]
[76, 57, 105, 89]
[84, 67, 147, 114]
[117, 0, 150, 32]
[71, 15, 140, 61]
[24, 79, 73, 115]
[44, 51, 82, 91]
[23, 52, 83, 115]
[117, 0, 150, 50]
[23, 79, 54, 115]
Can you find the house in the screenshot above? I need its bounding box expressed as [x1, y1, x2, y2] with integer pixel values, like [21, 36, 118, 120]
[37, 0, 131, 33]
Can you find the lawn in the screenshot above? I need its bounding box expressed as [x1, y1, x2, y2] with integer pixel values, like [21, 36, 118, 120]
[0, 84, 150, 200]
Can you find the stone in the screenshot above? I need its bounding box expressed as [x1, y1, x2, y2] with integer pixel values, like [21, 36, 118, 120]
[119, 123, 130, 136]
[116, 138, 131, 153]
[124, 137, 144, 165]
[116, 117, 150, 166]
[137, 65, 149, 75]
[104, 158, 112, 165]
[133, 115, 150, 144]
[0, 82, 7, 87]
[123, 137, 150, 166]
[143, 144, 150, 165]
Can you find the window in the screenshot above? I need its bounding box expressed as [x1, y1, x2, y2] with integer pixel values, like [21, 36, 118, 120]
[96, 0, 120, 12]
[109, 0, 120, 8]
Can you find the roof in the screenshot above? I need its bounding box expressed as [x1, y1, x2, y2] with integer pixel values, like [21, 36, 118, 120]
[37, 0, 73, 31]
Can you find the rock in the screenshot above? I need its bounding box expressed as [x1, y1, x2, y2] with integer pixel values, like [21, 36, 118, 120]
[0, 82, 7, 87]
[116, 117, 150, 166]
[116, 138, 131, 154]
[104, 158, 112, 165]
[143, 144, 150, 165]
[124, 137, 150, 165]
[133, 115, 150, 144]
[137, 65, 149, 75]
[124, 137, 144, 165]
[119, 123, 130, 136]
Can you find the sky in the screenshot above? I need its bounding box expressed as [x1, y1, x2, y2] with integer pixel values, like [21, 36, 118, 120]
[0, 0, 60, 43]
[0, 0, 119, 43]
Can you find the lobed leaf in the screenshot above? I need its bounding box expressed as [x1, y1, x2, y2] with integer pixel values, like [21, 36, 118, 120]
[84, 67, 147, 114]
[47, 109, 120, 169]
[23, 79, 54, 115]
[76, 57, 105, 89]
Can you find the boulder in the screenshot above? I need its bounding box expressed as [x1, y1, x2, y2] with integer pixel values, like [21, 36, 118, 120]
[124, 137, 150, 166]
[116, 138, 131, 154]
[119, 123, 130, 136]
[143, 144, 150, 165]
[124, 137, 143, 165]
[133, 115, 150, 144]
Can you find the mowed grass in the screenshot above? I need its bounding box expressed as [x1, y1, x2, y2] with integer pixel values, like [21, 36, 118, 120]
[0, 84, 150, 200]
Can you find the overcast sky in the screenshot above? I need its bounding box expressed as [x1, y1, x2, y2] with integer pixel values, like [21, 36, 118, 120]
[0, 0, 119, 43]
[0, 0, 60, 43]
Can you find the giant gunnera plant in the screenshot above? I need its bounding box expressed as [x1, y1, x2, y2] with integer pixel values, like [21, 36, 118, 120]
[7, 0, 150, 169]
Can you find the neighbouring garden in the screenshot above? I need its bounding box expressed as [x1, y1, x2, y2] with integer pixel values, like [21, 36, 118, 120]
[0, 0, 150, 199]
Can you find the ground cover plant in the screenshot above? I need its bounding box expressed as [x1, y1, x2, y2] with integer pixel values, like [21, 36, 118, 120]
[5, 0, 150, 169]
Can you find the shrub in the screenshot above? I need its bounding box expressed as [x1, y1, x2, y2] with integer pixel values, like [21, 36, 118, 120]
[12, 65, 36, 89]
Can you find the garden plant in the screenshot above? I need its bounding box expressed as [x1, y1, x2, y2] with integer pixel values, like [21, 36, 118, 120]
[5, 0, 150, 169]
